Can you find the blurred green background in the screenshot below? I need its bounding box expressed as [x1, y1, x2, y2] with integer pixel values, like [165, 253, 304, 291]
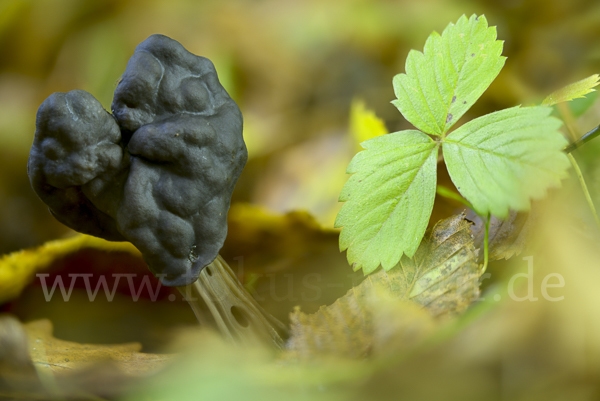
[1, 0, 600, 254]
[2, 2, 600, 400]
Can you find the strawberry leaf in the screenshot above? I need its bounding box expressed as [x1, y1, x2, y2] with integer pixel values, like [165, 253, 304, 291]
[443, 106, 570, 218]
[392, 14, 505, 136]
[335, 130, 439, 274]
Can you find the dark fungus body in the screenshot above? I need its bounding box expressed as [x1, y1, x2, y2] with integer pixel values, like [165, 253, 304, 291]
[28, 35, 247, 286]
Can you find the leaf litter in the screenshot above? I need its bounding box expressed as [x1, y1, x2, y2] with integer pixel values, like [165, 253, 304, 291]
[288, 213, 481, 359]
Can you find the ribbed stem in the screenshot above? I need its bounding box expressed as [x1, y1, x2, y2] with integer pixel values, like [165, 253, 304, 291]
[178, 255, 287, 349]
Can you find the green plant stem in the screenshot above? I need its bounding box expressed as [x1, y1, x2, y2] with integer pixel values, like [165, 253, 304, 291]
[481, 213, 490, 273]
[564, 124, 600, 153]
[567, 153, 600, 231]
[436, 185, 473, 209]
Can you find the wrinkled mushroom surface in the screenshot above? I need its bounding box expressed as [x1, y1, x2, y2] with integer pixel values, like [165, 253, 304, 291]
[28, 34, 247, 286]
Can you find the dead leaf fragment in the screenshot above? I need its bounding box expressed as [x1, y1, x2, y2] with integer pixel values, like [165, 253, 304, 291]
[0, 314, 37, 394]
[469, 208, 534, 262]
[0, 314, 31, 372]
[287, 213, 481, 359]
[0, 316, 171, 400]
[395, 212, 481, 316]
[25, 319, 170, 376]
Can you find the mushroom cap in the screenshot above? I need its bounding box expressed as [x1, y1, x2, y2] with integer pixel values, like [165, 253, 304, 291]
[28, 90, 126, 241]
[28, 35, 247, 286]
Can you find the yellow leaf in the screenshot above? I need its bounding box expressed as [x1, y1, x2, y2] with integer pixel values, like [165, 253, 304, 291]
[350, 98, 388, 150]
[0, 235, 140, 304]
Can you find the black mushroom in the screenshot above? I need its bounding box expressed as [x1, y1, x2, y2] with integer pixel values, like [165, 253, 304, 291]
[28, 34, 285, 346]
[29, 34, 247, 287]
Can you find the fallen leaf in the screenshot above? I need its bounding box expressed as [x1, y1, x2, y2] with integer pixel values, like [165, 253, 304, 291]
[0, 204, 356, 344]
[25, 319, 170, 376]
[223, 203, 339, 263]
[392, 212, 481, 316]
[0, 234, 140, 304]
[468, 208, 535, 262]
[0, 314, 38, 395]
[287, 213, 481, 358]
[0, 316, 171, 400]
[287, 294, 436, 360]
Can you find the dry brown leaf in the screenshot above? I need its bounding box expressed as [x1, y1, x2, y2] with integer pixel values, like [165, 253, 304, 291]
[468, 208, 535, 262]
[25, 319, 170, 376]
[287, 213, 481, 359]
[0, 316, 171, 400]
[287, 294, 437, 360]
[0, 314, 38, 395]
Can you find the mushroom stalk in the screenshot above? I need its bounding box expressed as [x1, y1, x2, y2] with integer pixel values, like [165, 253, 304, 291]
[178, 256, 286, 348]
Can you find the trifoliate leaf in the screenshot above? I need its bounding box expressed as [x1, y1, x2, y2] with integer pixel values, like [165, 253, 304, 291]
[350, 98, 388, 150]
[289, 213, 481, 359]
[443, 106, 570, 218]
[392, 14, 505, 136]
[335, 131, 439, 274]
[542, 74, 600, 107]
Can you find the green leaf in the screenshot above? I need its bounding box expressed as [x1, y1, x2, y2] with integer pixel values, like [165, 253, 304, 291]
[542, 74, 600, 107]
[290, 213, 481, 359]
[443, 106, 570, 218]
[335, 131, 439, 274]
[392, 14, 505, 136]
